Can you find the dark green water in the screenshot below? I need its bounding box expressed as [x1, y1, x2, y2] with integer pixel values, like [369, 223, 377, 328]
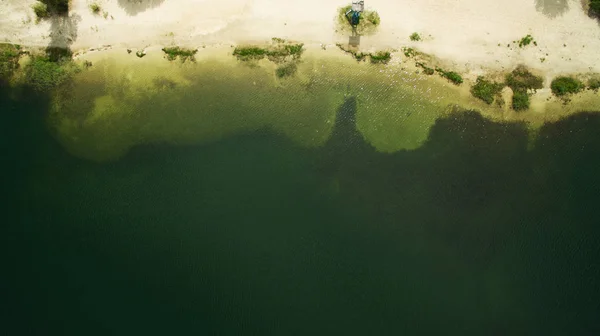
[2, 85, 600, 335]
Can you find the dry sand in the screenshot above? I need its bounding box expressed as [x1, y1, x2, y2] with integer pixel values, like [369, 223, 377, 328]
[2, 0, 600, 79]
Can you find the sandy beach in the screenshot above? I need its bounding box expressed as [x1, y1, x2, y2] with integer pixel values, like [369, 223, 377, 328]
[2, 0, 600, 78]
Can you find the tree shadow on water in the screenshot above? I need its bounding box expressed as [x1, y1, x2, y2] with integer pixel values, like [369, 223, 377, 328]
[117, 0, 166, 15]
[534, 0, 570, 18]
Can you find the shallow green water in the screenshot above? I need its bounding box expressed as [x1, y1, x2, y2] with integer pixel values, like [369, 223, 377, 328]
[2, 76, 600, 335]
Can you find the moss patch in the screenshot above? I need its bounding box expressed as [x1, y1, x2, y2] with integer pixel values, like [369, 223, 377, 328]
[550, 76, 585, 97]
[162, 46, 198, 62]
[470, 76, 504, 104]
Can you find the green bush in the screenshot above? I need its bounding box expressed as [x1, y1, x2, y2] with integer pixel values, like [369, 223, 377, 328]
[505, 66, 543, 92]
[162, 46, 198, 62]
[410, 32, 421, 41]
[32, 2, 49, 19]
[436, 67, 463, 85]
[550, 76, 585, 97]
[470, 76, 505, 104]
[512, 89, 530, 111]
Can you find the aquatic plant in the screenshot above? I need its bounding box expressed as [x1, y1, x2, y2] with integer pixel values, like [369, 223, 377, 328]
[370, 51, 391, 64]
[410, 32, 421, 41]
[233, 42, 304, 63]
[25, 55, 80, 91]
[275, 62, 298, 78]
[470, 76, 504, 104]
[0, 44, 22, 81]
[415, 62, 435, 75]
[336, 5, 381, 35]
[32, 2, 49, 20]
[162, 46, 198, 62]
[550, 76, 585, 97]
[435, 67, 463, 85]
[511, 89, 530, 110]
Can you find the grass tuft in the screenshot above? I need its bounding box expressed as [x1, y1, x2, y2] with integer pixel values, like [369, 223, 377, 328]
[518, 34, 535, 48]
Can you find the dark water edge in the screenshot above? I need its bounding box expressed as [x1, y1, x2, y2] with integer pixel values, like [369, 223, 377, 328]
[1, 85, 600, 335]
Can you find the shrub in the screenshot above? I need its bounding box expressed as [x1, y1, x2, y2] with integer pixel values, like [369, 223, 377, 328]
[410, 32, 421, 41]
[32, 2, 49, 19]
[436, 67, 463, 85]
[370, 51, 391, 64]
[512, 89, 530, 111]
[162, 46, 198, 62]
[505, 65, 543, 92]
[550, 76, 585, 97]
[470, 76, 504, 104]
[233, 42, 303, 63]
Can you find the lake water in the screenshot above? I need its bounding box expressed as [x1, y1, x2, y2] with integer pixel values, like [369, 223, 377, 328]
[2, 55, 600, 335]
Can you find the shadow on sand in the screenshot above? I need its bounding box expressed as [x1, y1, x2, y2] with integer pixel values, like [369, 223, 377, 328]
[534, 0, 570, 18]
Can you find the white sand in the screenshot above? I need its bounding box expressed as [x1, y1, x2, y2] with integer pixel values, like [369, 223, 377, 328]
[2, 0, 600, 78]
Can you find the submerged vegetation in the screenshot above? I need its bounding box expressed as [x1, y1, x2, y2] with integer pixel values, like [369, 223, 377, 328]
[416, 62, 435, 75]
[369, 51, 391, 64]
[550, 76, 584, 97]
[336, 5, 381, 35]
[233, 38, 305, 78]
[25, 53, 80, 91]
[470, 77, 504, 104]
[0, 44, 23, 82]
[162, 46, 198, 62]
[336, 44, 391, 64]
[505, 65, 543, 110]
